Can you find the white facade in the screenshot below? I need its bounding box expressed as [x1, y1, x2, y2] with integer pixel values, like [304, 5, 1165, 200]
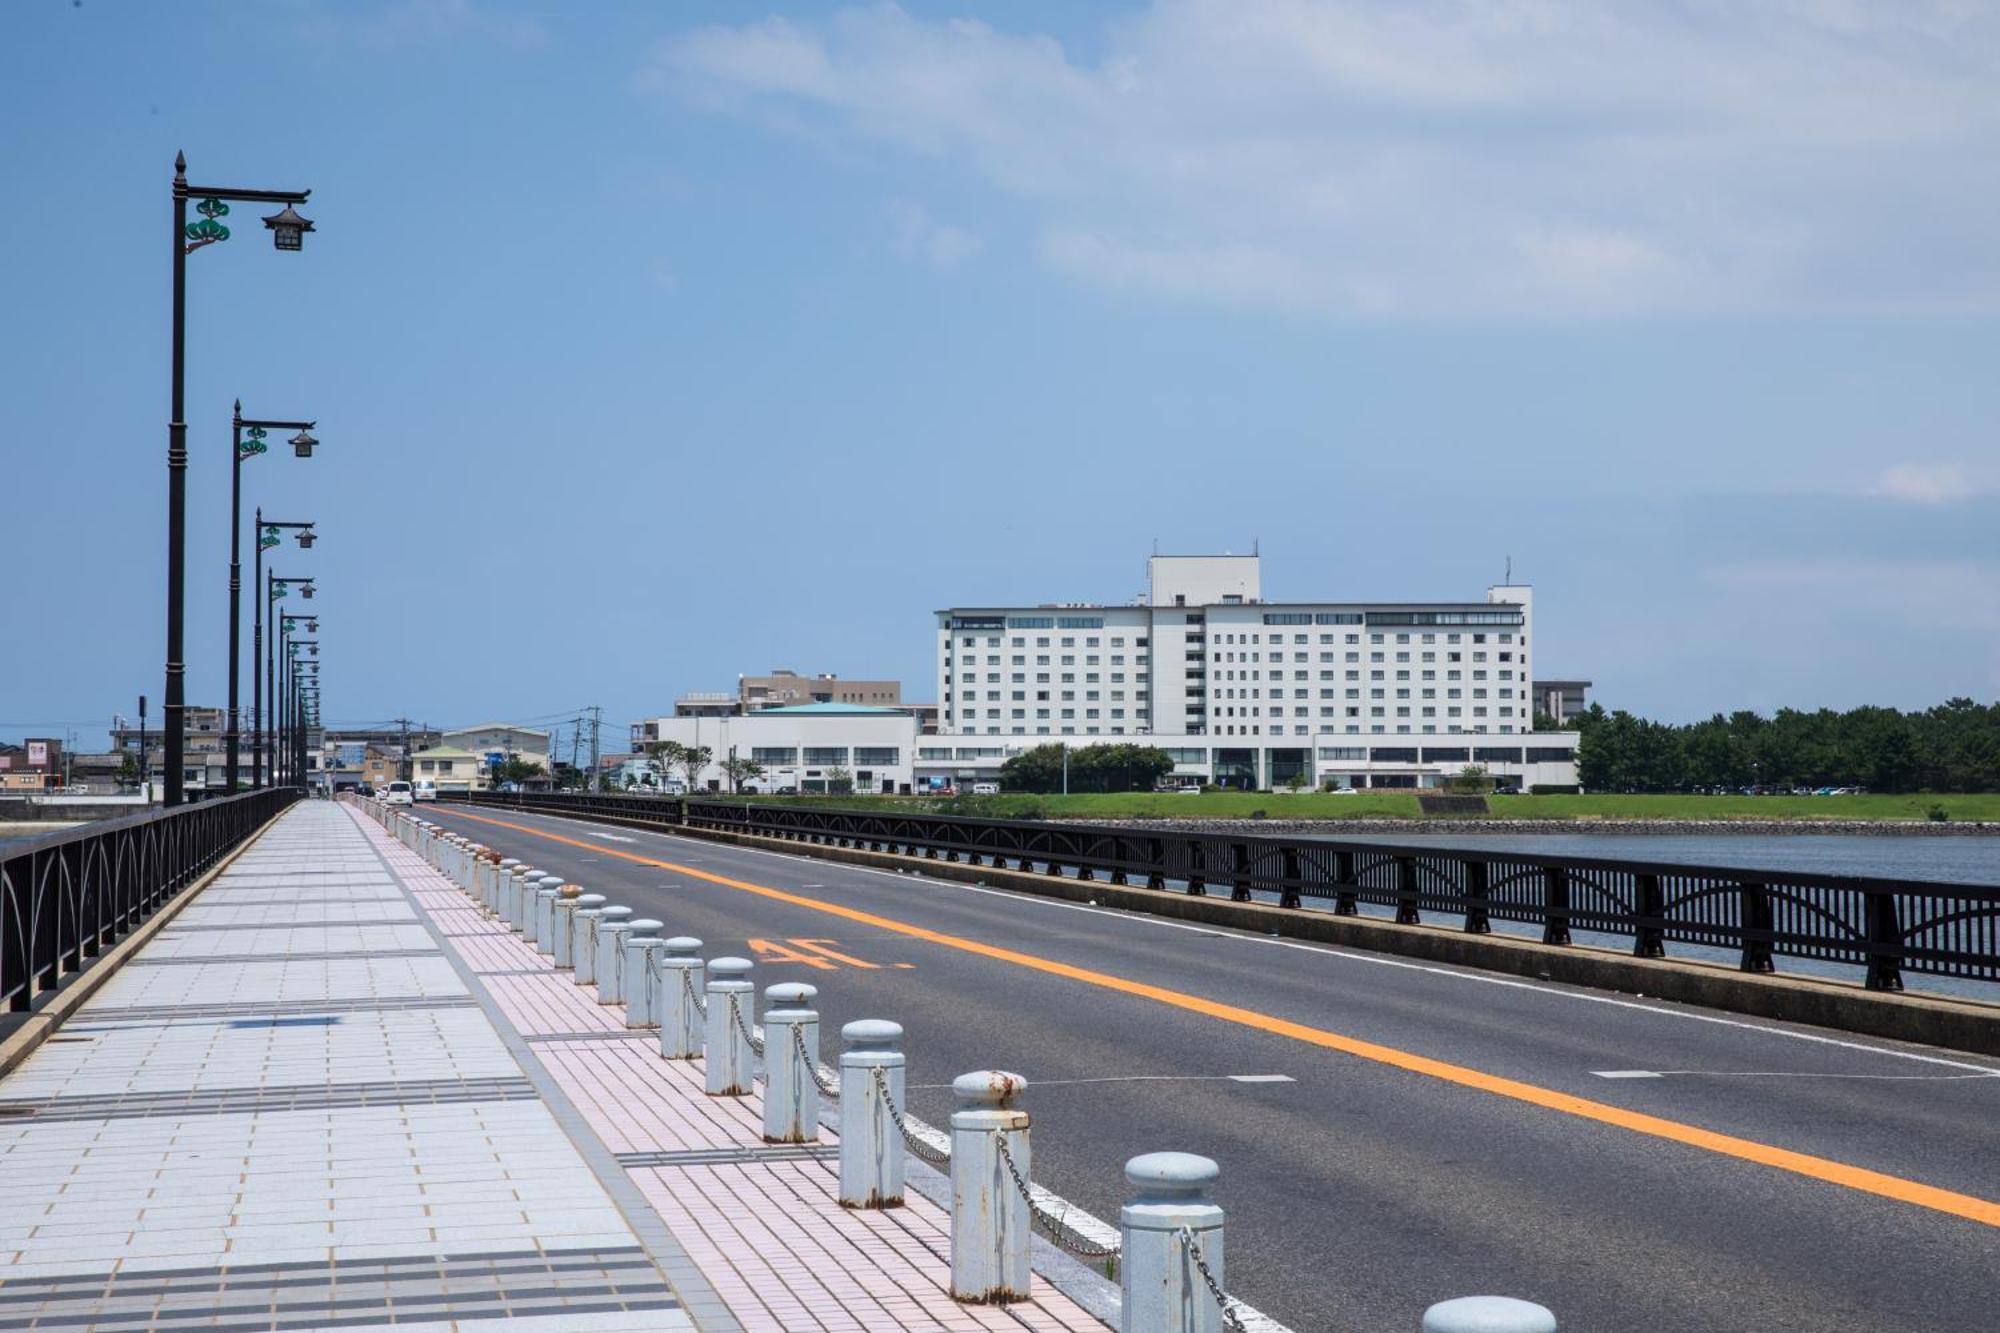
[641, 707, 917, 794]
[632, 553, 1578, 794]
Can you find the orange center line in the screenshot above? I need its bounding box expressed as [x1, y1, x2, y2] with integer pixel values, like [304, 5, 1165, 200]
[435, 806, 2000, 1229]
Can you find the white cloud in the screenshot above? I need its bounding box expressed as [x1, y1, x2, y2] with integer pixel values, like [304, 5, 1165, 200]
[1870, 463, 1985, 504]
[884, 200, 981, 268]
[646, 1, 2000, 318]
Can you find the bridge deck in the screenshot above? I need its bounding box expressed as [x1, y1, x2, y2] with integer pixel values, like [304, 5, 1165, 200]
[0, 802, 1102, 1333]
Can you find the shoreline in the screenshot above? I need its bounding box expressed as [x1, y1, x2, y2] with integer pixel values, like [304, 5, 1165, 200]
[1061, 817, 2000, 837]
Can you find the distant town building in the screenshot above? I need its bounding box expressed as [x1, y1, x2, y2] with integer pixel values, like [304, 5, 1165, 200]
[639, 670, 929, 747]
[1532, 679, 1593, 723]
[439, 723, 551, 771]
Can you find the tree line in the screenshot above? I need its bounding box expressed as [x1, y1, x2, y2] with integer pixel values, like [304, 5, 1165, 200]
[1563, 698, 2000, 794]
[999, 743, 1176, 793]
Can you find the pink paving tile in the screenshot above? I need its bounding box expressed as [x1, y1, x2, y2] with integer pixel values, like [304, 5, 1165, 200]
[348, 803, 1110, 1332]
[481, 974, 630, 1036]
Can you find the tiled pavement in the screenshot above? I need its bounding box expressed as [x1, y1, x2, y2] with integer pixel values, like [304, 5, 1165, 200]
[0, 800, 1111, 1333]
[0, 803, 690, 1332]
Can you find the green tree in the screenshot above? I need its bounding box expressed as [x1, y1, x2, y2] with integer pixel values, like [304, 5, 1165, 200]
[720, 754, 765, 794]
[825, 765, 854, 795]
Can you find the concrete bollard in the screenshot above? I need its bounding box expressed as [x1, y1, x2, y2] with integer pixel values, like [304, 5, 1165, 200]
[514, 867, 543, 932]
[534, 875, 564, 950]
[507, 865, 536, 929]
[657, 938, 705, 1059]
[550, 885, 584, 968]
[838, 1019, 905, 1208]
[531, 874, 563, 949]
[595, 908, 636, 1004]
[949, 1070, 1032, 1304]
[571, 895, 609, 984]
[1422, 1297, 1559, 1333]
[703, 958, 756, 1096]
[1120, 1153, 1226, 1333]
[624, 921, 666, 1028]
[761, 984, 820, 1144]
[494, 858, 520, 914]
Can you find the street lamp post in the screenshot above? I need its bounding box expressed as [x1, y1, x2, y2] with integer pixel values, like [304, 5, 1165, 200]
[254, 519, 314, 787]
[227, 406, 316, 793]
[165, 153, 314, 806]
[270, 579, 315, 785]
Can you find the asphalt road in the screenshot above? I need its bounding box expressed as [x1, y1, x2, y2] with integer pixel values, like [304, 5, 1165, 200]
[426, 803, 2000, 1332]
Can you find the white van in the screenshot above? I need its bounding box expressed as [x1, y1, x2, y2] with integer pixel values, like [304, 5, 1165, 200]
[383, 780, 414, 806]
[414, 779, 437, 802]
[970, 782, 1000, 796]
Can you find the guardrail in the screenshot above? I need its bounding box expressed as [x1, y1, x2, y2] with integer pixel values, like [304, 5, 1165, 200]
[380, 795, 1563, 1331]
[1, 788, 298, 1012]
[446, 791, 2000, 992]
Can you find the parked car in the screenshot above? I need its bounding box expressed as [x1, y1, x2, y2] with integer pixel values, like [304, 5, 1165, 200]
[414, 779, 437, 802]
[383, 780, 414, 806]
[357, 783, 375, 797]
[970, 782, 1000, 795]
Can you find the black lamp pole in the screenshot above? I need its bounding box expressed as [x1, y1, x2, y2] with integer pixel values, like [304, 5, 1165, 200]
[254, 520, 314, 787]
[272, 583, 315, 786]
[227, 406, 315, 793]
[165, 153, 313, 806]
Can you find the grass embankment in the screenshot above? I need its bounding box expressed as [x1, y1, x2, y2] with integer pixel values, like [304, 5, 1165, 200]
[730, 791, 2000, 823]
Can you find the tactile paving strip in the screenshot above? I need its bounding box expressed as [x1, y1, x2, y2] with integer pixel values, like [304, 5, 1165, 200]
[0, 1074, 537, 1123]
[0, 1244, 676, 1331]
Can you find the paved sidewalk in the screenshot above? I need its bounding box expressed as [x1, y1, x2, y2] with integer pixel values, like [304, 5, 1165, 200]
[355, 803, 1107, 1333]
[0, 800, 1110, 1332]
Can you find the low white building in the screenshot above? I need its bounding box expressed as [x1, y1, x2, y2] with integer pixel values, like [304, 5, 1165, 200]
[643, 704, 917, 794]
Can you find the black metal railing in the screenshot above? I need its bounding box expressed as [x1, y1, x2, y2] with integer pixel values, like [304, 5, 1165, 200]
[1, 789, 298, 1012]
[448, 791, 2000, 992]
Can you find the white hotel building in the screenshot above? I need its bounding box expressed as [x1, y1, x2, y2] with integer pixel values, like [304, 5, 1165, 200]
[639, 554, 1579, 795]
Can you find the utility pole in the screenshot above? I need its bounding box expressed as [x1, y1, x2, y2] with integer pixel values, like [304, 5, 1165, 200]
[386, 716, 418, 782]
[587, 705, 602, 791]
[139, 695, 150, 798]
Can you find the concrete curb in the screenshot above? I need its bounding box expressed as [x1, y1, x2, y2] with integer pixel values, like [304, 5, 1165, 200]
[0, 804, 295, 1080]
[668, 822, 2000, 1058]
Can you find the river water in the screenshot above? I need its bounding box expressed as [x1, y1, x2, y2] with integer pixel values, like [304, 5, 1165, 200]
[1336, 832, 2000, 886]
[1290, 830, 2000, 1002]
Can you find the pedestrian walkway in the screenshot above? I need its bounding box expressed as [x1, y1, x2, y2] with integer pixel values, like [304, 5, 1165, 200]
[0, 800, 1108, 1333]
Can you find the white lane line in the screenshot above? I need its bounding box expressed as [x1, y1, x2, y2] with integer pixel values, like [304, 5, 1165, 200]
[449, 807, 2000, 1077]
[1596, 1068, 2000, 1082]
[909, 1074, 1296, 1089]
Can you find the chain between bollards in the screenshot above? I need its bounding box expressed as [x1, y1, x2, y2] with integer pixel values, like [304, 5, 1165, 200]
[1176, 1226, 1249, 1333]
[995, 1134, 1122, 1260]
[872, 1067, 951, 1167]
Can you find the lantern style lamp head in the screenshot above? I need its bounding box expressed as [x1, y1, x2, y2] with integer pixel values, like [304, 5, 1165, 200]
[262, 204, 315, 252]
[296, 526, 316, 549]
[300, 583, 315, 600]
[290, 428, 317, 458]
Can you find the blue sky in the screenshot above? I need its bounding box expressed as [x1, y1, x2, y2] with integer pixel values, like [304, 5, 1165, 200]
[4, 0, 1997, 750]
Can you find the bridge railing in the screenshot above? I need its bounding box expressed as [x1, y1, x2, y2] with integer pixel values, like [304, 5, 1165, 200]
[1, 788, 299, 1012]
[446, 790, 2000, 992]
